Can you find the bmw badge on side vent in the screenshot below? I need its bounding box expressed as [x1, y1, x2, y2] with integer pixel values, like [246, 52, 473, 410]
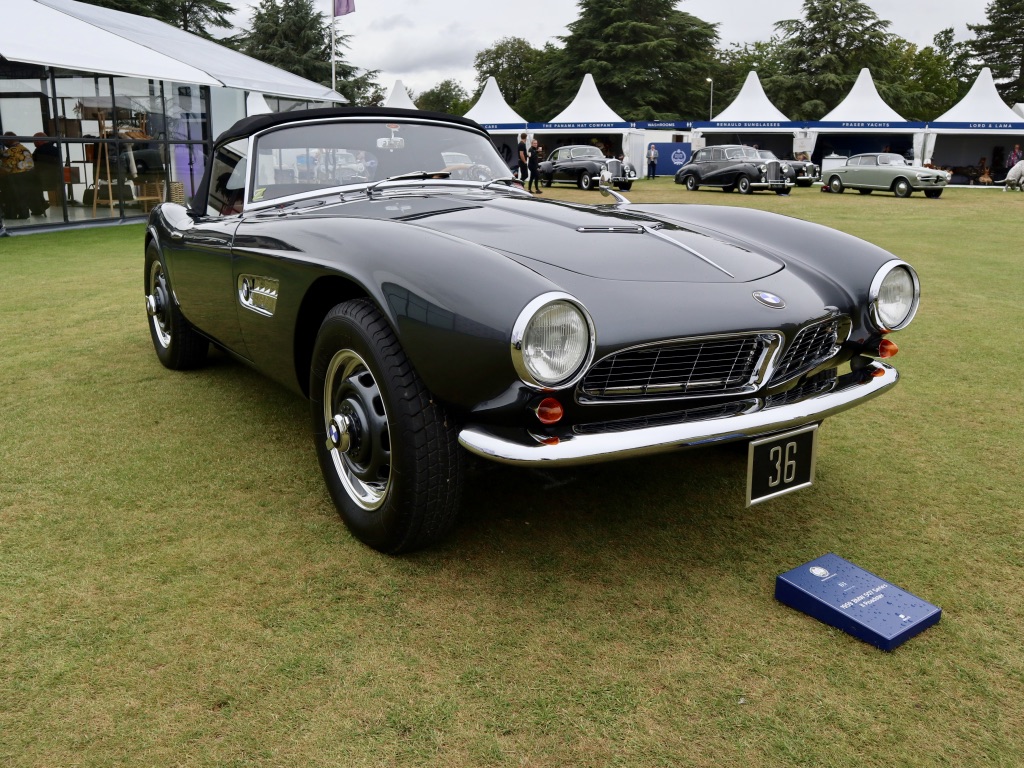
[753, 290, 786, 309]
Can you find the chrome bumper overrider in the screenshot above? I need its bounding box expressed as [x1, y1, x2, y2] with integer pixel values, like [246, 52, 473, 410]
[458, 363, 898, 466]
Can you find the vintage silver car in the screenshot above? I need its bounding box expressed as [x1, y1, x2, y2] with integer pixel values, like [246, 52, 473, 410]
[825, 153, 948, 198]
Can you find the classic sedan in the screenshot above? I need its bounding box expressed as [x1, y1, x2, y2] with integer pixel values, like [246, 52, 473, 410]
[825, 153, 948, 198]
[144, 106, 921, 553]
[538, 144, 637, 191]
[757, 149, 820, 186]
[675, 144, 793, 194]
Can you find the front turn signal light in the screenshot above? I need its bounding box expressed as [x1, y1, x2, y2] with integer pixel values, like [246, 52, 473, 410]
[534, 397, 564, 425]
[878, 339, 899, 358]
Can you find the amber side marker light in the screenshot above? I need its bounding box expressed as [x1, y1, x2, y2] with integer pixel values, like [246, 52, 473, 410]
[878, 339, 899, 358]
[534, 397, 564, 425]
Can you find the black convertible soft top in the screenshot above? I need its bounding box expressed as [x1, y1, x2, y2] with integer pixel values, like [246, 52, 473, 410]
[214, 106, 485, 146]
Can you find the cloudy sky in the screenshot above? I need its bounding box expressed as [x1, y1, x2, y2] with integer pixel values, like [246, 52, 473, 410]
[231, 1, 990, 97]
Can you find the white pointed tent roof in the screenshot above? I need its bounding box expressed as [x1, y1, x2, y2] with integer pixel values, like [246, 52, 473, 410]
[933, 67, 1024, 124]
[385, 80, 418, 110]
[711, 71, 789, 122]
[1, 0, 344, 101]
[464, 77, 526, 125]
[820, 69, 906, 122]
[548, 74, 625, 123]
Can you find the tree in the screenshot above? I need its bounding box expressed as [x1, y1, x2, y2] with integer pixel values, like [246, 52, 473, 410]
[234, 0, 379, 104]
[766, 0, 894, 119]
[968, 0, 1024, 103]
[74, 0, 232, 38]
[415, 79, 471, 114]
[532, 0, 719, 121]
[473, 37, 543, 110]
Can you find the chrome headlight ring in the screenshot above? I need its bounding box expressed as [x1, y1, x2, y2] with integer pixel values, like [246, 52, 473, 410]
[868, 259, 921, 332]
[511, 292, 596, 391]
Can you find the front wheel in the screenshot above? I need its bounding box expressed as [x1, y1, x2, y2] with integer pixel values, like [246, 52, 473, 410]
[684, 175, 699, 191]
[578, 172, 595, 190]
[737, 176, 752, 194]
[144, 241, 208, 370]
[616, 181, 632, 192]
[893, 178, 913, 198]
[309, 299, 463, 553]
[829, 176, 844, 193]
[924, 189, 943, 199]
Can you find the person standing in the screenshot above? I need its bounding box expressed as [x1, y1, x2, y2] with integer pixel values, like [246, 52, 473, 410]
[646, 143, 659, 179]
[528, 139, 543, 193]
[517, 133, 529, 183]
[1007, 143, 1023, 169]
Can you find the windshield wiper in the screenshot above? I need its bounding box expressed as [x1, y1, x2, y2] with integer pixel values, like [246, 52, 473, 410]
[365, 170, 451, 199]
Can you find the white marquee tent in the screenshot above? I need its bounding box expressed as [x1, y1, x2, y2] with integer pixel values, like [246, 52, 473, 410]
[692, 71, 798, 158]
[1, 0, 345, 103]
[384, 80, 418, 110]
[925, 67, 1024, 177]
[463, 76, 526, 169]
[807, 68, 921, 162]
[538, 74, 645, 170]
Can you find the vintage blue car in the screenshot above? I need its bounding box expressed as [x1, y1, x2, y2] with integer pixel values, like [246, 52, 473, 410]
[144, 107, 920, 552]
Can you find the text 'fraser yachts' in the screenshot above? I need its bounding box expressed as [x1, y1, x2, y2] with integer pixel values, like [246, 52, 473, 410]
[144, 106, 920, 553]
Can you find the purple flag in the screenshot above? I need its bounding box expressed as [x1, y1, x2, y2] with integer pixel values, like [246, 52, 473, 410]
[334, 0, 355, 15]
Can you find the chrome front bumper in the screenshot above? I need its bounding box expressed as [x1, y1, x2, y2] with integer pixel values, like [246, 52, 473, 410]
[459, 363, 898, 467]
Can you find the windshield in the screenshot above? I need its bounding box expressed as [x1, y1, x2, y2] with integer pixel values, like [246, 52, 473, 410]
[571, 146, 605, 159]
[250, 119, 511, 203]
[757, 150, 778, 161]
[878, 153, 907, 166]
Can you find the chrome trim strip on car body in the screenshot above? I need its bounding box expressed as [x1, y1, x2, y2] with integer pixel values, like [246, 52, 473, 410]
[458, 363, 898, 466]
[237, 274, 280, 317]
[640, 224, 735, 277]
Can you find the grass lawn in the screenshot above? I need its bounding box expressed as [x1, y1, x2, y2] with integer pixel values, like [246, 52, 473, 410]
[1, 184, 1022, 767]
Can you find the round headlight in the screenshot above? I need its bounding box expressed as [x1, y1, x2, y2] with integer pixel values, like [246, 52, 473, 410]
[869, 261, 920, 331]
[512, 294, 595, 389]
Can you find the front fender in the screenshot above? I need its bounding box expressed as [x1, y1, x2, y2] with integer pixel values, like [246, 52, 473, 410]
[234, 214, 561, 410]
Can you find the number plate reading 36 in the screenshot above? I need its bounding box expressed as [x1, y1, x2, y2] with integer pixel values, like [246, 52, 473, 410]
[746, 424, 818, 506]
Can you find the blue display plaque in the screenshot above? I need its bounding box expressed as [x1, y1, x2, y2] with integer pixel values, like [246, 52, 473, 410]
[775, 553, 941, 651]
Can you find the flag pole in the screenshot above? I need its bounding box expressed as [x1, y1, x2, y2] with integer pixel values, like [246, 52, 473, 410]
[331, 13, 336, 94]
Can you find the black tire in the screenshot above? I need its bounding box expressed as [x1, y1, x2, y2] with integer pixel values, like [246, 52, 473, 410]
[829, 175, 844, 193]
[309, 299, 463, 553]
[924, 189, 943, 199]
[737, 176, 753, 195]
[684, 174, 699, 191]
[578, 171, 594, 190]
[617, 181, 632, 192]
[144, 241, 208, 370]
[893, 178, 913, 198]
[858, 189, 873, 195]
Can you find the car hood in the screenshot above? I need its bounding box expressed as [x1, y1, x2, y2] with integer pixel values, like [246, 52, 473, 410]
[330, 191, 784, 283]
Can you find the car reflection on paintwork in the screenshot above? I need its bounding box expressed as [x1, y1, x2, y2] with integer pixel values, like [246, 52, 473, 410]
[825, 153, 948, 198]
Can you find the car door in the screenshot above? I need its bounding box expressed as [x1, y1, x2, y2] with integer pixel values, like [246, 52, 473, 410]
[165, 138, 249, 355]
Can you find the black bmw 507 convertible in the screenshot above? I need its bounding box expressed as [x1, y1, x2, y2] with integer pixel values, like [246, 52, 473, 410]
[144, 107, 920, 553]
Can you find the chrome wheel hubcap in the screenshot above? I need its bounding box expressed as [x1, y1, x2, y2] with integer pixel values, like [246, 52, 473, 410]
[323, 349, 392, 510]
